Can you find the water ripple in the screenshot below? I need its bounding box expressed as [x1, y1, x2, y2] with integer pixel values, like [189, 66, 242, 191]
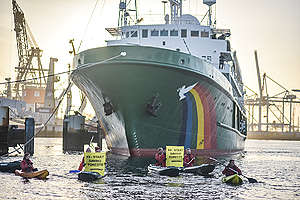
[1, 139, 299, 199]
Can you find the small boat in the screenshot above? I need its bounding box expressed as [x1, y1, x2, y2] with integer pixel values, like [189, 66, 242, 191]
[0, 161, 21, 173]
[181, 164, 215, 175]
[78, 171, 104, 182]
[15, 169, 49, 180]
[147, 165, 180, 177]
[222, 174, 243, 185]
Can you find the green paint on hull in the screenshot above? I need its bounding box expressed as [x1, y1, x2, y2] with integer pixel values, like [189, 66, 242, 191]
[71, 45, 246, 157]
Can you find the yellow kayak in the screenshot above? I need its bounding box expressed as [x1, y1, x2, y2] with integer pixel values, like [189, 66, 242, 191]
[15, 169, 49, 180]
[222, 174, 243, 185]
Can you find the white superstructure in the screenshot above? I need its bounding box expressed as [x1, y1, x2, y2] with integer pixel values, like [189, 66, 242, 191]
[106, 15, 231, 74]
[105, 0, 244, 105]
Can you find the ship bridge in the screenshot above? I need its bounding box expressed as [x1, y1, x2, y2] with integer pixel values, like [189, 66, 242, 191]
[106, 14, 231, 72]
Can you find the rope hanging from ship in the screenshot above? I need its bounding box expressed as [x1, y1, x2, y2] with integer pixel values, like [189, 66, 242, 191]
[0, 52, 126, 159]
[77, 0, 101, 52]
[0, 82, 72, 159]
[0, 52, 127, 86]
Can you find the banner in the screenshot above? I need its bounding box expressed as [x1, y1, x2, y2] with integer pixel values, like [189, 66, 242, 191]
[166, 146, 184, 167]
[84, 151, 106, 176]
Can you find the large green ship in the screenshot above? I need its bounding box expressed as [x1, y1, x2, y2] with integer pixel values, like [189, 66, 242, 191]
[71, 0, 247, 157]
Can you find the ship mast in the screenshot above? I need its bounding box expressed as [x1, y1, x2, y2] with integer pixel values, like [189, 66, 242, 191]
[203, 0, 216, 27]
[118, 0, 138, 27]
[168, 0, 182, 23]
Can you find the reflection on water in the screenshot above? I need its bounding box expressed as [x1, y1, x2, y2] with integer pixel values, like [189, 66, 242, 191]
[1, 138, 300, 199]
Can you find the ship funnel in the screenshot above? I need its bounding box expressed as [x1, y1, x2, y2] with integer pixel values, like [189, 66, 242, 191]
[203, 0, 216, 6]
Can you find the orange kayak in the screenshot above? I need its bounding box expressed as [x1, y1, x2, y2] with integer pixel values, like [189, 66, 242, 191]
[15, 169, 49, 179]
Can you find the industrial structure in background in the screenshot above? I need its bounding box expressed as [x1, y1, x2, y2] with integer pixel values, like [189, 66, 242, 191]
[12, 0, 47, 100]
[245, 51, 300, 140]
[0, 0, 106, 157]
[2, 0, 62, 137]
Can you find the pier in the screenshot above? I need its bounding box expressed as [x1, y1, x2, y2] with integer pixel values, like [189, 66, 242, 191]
[0, 106, 36, 156]
[63, 114, 103, 152]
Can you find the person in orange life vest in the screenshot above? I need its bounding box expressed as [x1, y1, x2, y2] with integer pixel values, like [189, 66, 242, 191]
[78, 146, 99, 171]
[21, 152, 38, 173]
[183, 148, 195, 167]
[222, 159, 242, 176]
[155, 147, 166, 167]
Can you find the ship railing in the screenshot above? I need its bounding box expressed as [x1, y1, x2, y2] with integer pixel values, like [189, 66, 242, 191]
[211, 28, 231, 35]
[172, 19, 201, 25]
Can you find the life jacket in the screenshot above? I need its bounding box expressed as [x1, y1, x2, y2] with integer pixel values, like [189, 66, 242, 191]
[155, 152, 166, 167]
[20, 159, 34, 172]
[222, 164, 242, 176]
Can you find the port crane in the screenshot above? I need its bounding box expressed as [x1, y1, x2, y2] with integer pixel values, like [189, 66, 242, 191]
[11, 0, 47, 99]
[245, 51, 300, 133]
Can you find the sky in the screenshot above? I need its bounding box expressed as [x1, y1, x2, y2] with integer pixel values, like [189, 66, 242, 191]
[0, 0, 299, 118]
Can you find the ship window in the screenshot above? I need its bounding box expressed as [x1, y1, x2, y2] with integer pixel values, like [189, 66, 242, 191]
[181, 29, 187, 38]
[180, 59, 185, 64]
[126, 32, 129, 38]
[131, 31, 138, 37]
[191, 31, 199, 37]
[202, 56, 206, 59]
[160, 29, 168, 36]
[142, 29, 148, 38]
[207, 56, 212, 61]
[151, 30, 159, 36]
[170, 29, 178, 36]
[201, 31, 209, 37]
[162, 41, 166, 45]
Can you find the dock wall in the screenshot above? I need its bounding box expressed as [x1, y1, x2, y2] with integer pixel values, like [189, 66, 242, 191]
[247, 131, 300, 141]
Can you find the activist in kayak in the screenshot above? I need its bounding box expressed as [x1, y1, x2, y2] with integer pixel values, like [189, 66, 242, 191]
[154, 147, 166, 167]
[222, 160, 242, 176]
[21, 152, 38, 173]
[183, 148, 195, 167]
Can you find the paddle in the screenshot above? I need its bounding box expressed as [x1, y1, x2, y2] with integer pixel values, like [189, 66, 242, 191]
[186, 157, 195, 166]
[208, 157, 258, 183]
[69, 170, 81, 173]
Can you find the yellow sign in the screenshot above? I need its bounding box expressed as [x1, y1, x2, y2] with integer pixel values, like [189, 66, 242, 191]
[84, 152, 106, 176]
[166, 146, 184, 167]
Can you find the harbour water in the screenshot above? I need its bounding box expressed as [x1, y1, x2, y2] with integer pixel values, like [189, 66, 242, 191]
[1, 138, 299, 200]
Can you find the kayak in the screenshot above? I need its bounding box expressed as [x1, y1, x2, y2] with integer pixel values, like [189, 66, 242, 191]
[222, 174, 243, 185]
[181, 164, 215, 175]
[78, 171, 105, 182]
[15, 169, 49, 180]
[147, 165, 180, 177]
[0, 161, 21, 173]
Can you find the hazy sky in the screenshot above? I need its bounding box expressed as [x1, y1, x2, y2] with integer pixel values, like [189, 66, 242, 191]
[0, 0, 299, 98]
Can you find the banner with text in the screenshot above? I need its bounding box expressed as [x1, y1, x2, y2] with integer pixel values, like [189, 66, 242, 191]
[84, 151, 106, 176]
[166, 146, 184, 167]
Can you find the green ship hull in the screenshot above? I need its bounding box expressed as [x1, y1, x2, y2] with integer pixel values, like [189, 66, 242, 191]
[71, 45, 246, 157]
